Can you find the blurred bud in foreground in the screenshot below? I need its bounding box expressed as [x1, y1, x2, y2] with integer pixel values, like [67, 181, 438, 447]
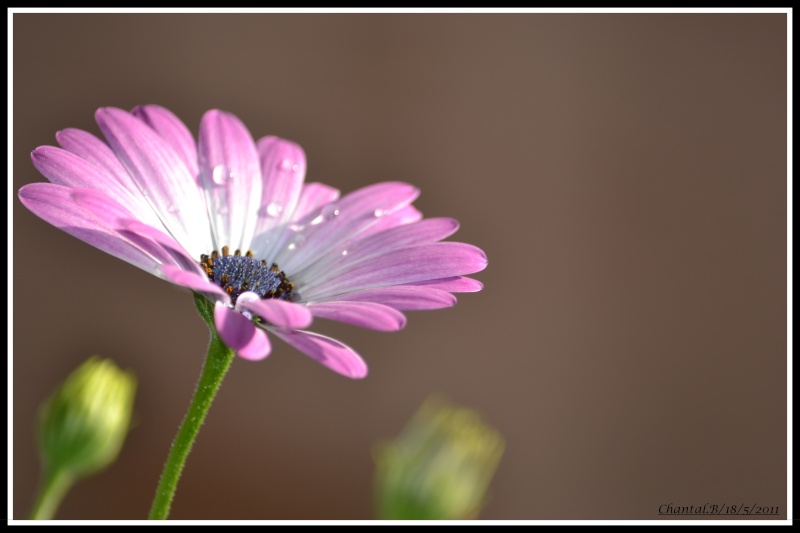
[374, 396, 504, 520]
[30, 357, 136, 519]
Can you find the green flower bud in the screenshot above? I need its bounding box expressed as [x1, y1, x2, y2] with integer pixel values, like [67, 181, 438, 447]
[374, 396, 505, 520]
[37, 356, 136, 479]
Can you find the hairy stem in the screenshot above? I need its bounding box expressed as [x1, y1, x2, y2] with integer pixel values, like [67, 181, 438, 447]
[148, 294, 234, 520]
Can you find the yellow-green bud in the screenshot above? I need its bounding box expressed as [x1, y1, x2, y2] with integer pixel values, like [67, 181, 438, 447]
[374, 396, 505, 520]
[37, 357, 136, 479]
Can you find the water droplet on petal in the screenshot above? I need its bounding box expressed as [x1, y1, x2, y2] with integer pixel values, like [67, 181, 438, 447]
[321, 204, 340, 220]
[167, 204, 180, 214]
[279, 159, 295, 171]
[265, 202, 283, 217]
[292, 164, 300, 172]
[286, 233, 306, 252]
[341, 250, 348, 256]
[373, 209, 386, 218]
[212, 165, 233, 185]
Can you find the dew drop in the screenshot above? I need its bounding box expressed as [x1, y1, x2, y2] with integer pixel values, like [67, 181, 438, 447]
[212, 165, 233, 185]
[373, 209, 386, 218]
[341, 250, 348, 256]
[265, 202, 283, 217]
[167, 204, 180, 214]
[321, 204, 340, 220]
[292, 164, 300, 172]
[286, 232, 305, 251]
[279, 159, 296, 171]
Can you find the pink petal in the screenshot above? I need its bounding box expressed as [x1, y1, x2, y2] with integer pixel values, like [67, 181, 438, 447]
[214, 303, 272, 361]
[269, 329, 367, 379]
[253, 136, 306, 233]
[236, 293, 313, 329]
[350, 217, 458, 256]
[18, 183, 159, 273]
[406, 276, 484, 292]
[300, 242, 488, 300]
[296, 217, 460, 281]
[307, 302, 407, 331]
[197, 109, 262, 252]
[113, 226, 183, 270]
[160, 264, 230, 303]
[67, 187, 182, 270]
[131, 105, 199, 177]
[116, 219, 205, 276]
[249, 181, 341, 263]
[353, 204, 423, 240]
[327, 286, 457, 311]
[276, 182, 420, 273]
[65, 187, 136, 225]
[292, 182, 340, 221]
[56, 128, 142, 198]
[95, 107, 212, 257]
[31, 146, 163, 229]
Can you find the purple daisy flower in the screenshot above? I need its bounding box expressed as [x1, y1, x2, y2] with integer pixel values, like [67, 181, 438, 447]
[18, 106, 487, 379]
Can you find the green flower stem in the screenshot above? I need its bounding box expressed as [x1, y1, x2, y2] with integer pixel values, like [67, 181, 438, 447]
[29, 468, 73, 520]
[148, 294, 235, 520]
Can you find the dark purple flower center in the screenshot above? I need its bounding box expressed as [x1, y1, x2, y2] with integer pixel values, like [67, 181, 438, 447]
[200, 246, 294, 305]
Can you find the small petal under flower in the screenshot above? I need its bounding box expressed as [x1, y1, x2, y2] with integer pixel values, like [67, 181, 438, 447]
[236, 292, 313, 329]
[269, 328, 368, 379]
[214, 303, 272, 361]
[307, 301, 407, 331]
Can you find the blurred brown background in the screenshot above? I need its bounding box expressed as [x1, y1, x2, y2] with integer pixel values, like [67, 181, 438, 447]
[12, 13, 787, 520]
